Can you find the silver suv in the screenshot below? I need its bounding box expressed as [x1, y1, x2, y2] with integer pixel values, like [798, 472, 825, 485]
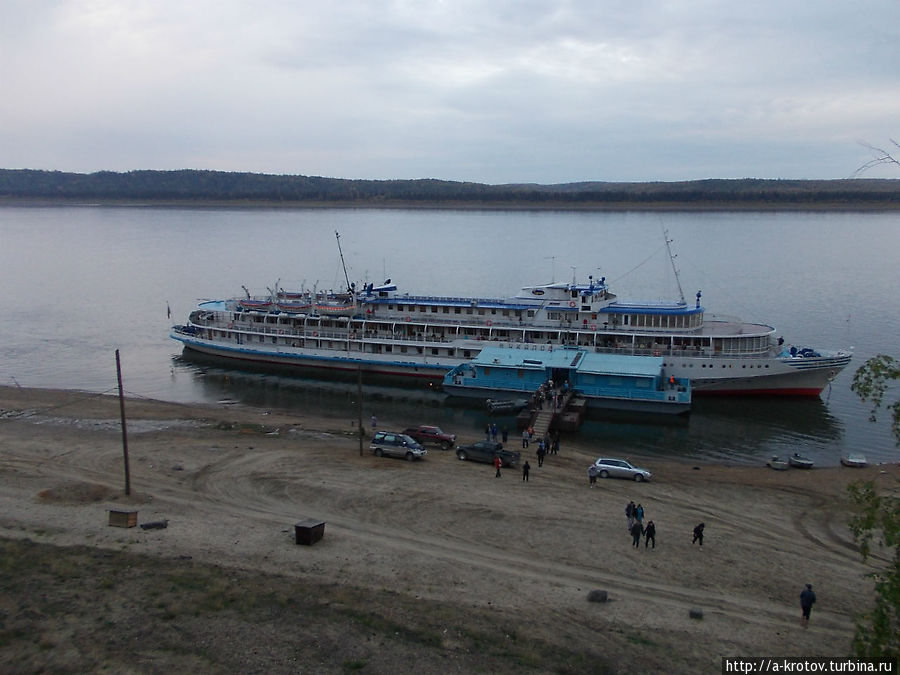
[370, 432, 427, 461]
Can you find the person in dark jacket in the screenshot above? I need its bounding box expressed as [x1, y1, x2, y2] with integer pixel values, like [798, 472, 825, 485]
[692, 522, 704, 546]
[522, 461, 530, 482]
[630, 521, 643, 547]
[800, 583, 816, 627]
[644, 520, 656, 548]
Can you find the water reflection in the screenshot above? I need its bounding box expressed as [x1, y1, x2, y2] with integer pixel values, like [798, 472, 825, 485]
[173, 351, 845, 466]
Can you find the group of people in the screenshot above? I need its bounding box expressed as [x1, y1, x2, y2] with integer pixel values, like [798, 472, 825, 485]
[521, 428, 561, 469]
[521, 427, 559, 452]
[485, 423, 509, 444]
[625, 500, 656, 548]
[530, 378, 573, 414]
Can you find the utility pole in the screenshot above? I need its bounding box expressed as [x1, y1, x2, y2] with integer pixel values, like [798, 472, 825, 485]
[357, 364, 364, 457]
[115, 349, 131, 496]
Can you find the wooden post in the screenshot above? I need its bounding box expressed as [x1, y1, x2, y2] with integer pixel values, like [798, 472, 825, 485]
[357, 363, 364, 457]
[115, 349, 131, 496]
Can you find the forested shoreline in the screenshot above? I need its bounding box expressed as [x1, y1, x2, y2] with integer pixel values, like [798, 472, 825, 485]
[1, 168, 898, 209]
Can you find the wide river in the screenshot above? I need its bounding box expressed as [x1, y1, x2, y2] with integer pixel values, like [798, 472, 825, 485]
[1, 205, 898, 466]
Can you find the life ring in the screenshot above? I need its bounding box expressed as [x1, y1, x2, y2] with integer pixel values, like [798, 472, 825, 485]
[827, 370, 836, 381]
[568, 301, 576, 308]
[278, 330, 284, 335]
[486, 319, 492, 326]
[312, 331, 318, 337]
[590, 324, 597, 331]
[405, 316, 411, 322]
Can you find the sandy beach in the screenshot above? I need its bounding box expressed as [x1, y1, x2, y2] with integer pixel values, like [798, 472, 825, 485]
[0, 385, 893, 673]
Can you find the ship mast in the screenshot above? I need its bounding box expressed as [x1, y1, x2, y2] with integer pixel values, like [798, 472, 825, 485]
[335, 230, 353, 294]
[663, 229, 686, 305]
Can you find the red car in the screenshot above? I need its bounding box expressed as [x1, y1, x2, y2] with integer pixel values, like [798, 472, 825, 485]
[402, 425, 457, 450]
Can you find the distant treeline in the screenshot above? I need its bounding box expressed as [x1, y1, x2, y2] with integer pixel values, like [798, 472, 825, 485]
[1, 169, 898, 209]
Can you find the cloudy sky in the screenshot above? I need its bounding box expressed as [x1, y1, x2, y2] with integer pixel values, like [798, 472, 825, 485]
[2, 1, 898, 183]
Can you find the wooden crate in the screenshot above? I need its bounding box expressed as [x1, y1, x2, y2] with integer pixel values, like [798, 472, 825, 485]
[108, 509, 138, 528]
[294, 519, 325, 545]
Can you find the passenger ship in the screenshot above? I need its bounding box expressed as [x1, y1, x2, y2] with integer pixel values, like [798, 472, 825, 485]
[171, 275, 851, 397]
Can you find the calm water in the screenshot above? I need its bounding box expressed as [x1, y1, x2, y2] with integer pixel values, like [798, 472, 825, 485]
[1, 205, 898, 466]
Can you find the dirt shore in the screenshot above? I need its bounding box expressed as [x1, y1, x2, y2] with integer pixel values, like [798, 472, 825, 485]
[0, 385, 893, 673]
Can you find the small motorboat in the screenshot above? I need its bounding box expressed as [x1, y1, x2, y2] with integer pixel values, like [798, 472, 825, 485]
[788, 453, 814, 469]
[841, 452, 868, 468]
[766, 456, 789, 470]
[485, 398, 529, 414]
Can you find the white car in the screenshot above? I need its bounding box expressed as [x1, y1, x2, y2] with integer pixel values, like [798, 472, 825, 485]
[591, 458, 652, 482]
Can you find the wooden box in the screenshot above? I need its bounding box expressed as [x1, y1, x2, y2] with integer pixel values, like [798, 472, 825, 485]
[294, 519, 325, 545]
[108, 509, 138, 528]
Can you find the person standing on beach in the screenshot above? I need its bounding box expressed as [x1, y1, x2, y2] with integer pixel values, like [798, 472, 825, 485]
[644, 520, 656, 548]
[635, 503, 644, 525]
[630, 520, 643, 547]
[522, 430, 529, 449]
[692, 522, 704, 546]
[626, 501, 636, 531]
[522, 461, 530, 482]
[494, 455, 502, 478]
[800, 584, 816, 627]
[536, 444, 546, 467]
[588, 464, 598, 487]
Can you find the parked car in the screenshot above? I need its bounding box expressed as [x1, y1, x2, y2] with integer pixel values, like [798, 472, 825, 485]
[402, 425, 457, 450]
[455, 441, 521, 467]
[370, 432, 427, 461]
[591, 458, 652, 482]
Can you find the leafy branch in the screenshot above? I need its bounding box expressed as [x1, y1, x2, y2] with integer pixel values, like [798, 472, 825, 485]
[851, 355, 900, 445]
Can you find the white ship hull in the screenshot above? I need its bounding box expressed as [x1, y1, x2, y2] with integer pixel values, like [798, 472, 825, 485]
[173, 329, 848, 396]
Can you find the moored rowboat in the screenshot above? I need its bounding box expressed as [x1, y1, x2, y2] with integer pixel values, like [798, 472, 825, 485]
[840, 452, 867, 468]
[788, 453, 814, 469]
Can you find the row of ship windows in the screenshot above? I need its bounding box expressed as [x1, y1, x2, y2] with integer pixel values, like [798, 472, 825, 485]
[665, 363, 770, 368]
[226, 332, 471, 357]
[380, 304, 701, 329]
[388, 305, 523, 316]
